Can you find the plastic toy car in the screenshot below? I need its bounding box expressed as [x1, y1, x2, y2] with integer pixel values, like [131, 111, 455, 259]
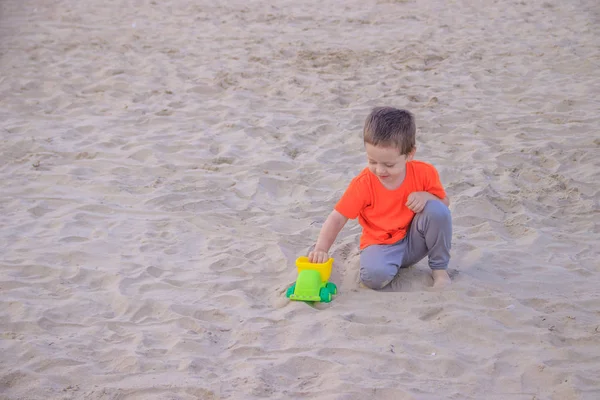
[286, 256, 337, 303]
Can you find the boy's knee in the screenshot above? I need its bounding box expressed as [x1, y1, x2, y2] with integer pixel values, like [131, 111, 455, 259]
[359, 262, 396, 290]
[359, 244, 402, 290]
[423, 200, 451, 222]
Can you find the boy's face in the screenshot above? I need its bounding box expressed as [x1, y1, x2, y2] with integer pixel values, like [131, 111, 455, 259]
[365, 143, 414, 188]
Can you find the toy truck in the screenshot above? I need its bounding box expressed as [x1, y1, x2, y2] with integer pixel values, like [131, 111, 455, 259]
[286, 256, 337, 303]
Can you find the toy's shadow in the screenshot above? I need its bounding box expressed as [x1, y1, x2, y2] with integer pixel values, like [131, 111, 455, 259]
[282, 287, 334, 310]
[382, 266, 459, 292]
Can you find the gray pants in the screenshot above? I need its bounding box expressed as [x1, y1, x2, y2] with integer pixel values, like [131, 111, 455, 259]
[360, 200, 452, 289]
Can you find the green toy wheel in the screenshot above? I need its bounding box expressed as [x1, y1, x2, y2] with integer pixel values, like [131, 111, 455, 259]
[325, 282, 337, 295]
[286, 284, 296, 298]
[319, 287, 332, 303]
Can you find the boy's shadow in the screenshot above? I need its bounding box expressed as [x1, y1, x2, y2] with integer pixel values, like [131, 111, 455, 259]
[383, 265, 434, 292]
[382, 265, 459, 292]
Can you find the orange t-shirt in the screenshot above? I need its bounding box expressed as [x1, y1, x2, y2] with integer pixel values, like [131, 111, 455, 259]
[335, 161, 447, 249]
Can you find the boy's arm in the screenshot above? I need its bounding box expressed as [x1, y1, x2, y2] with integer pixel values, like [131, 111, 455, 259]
[438, 194, 450, 207]
[423, 191, 450, 207]
[407, 164, 450, 212]
[309, 210, 349, 263]
[406, 192, 450, 213]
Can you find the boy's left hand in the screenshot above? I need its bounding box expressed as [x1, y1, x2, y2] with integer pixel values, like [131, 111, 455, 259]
[406, 192, 435, 213]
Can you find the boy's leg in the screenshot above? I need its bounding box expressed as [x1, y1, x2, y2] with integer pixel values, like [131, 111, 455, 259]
[401, 200, 452, 271]
[359, 243, 405, 290]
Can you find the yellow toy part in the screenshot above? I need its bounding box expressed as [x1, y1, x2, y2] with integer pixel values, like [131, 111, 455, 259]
[286, 257, 337, 303]
[295, 256, 333, 282]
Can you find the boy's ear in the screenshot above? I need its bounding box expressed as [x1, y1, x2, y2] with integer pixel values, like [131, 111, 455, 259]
[407, 147, 416, 161]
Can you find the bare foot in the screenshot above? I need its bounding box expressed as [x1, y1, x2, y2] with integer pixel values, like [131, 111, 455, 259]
[432, 270, 451, 289]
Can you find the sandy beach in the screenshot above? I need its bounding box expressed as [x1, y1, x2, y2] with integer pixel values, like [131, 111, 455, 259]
[1, 0, 599, 398]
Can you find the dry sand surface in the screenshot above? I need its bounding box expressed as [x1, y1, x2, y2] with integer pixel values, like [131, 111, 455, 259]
[1, 0, 599, 399]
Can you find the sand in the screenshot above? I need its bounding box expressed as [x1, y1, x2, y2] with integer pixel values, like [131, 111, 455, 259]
[1, 0, 599, 399]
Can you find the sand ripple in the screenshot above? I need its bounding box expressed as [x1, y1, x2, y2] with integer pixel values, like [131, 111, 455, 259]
[1, 0, 599, 398]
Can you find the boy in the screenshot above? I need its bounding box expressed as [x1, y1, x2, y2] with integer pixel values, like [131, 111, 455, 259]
[308, 107, 452, 289]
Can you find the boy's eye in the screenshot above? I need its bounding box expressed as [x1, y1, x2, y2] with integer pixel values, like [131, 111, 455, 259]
[385, 164, 395, 168]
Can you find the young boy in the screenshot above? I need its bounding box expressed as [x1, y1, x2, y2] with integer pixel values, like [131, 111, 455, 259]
[308, 107, 452, 289]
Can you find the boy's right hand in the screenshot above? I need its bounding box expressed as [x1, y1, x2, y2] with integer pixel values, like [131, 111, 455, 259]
[308, 249, 329, 264]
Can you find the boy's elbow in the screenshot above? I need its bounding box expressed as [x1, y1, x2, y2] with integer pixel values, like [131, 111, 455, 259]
[330, 209, 349, 226]
[442, 197, 450, 207]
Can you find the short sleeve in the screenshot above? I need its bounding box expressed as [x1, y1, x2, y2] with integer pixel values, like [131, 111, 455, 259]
[334, 175, 370, 220]
[425, 165, 447, 199]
